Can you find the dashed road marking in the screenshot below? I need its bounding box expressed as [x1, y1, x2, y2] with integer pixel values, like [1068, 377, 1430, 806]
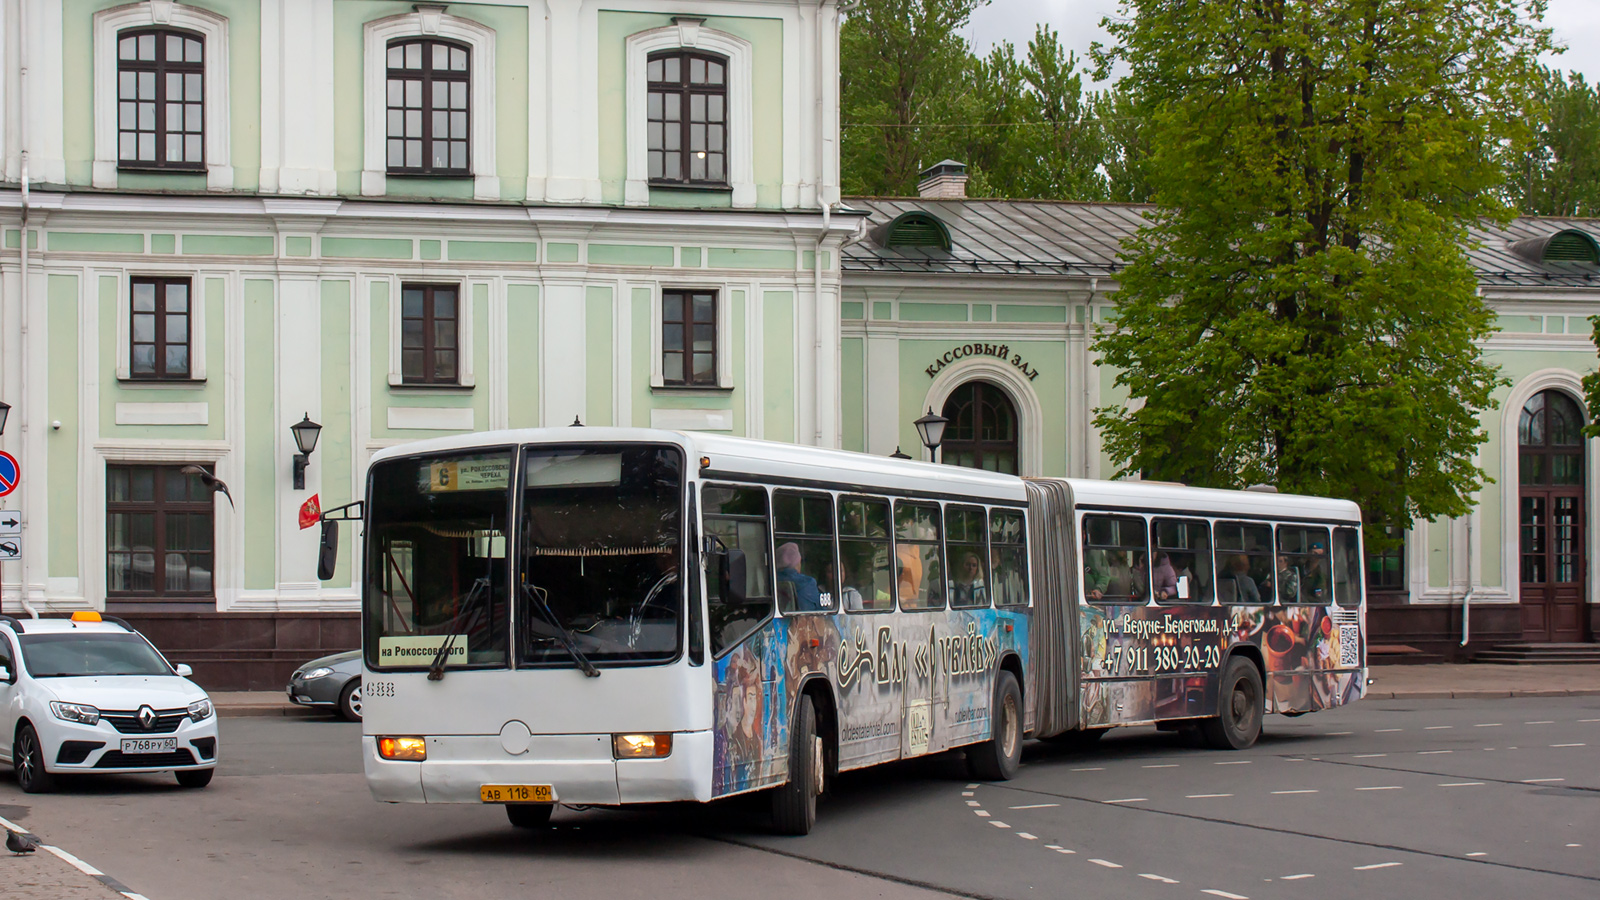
[1354, 862, 1402, 871]
[1102, 797, 1147, 804]
[1142, 764, 1180, 769]
[975, 810, 991, 817]
[1326, 731, 1353, 735]
[1439, 782, 1484, 787]
[1567, 844, 1582, 848]
[1525, 721, 1555, 725]
[1356, 786, 1403, 791]
[1016, 832, 1038, 840]
[1186, 793, 1233, 798]
[1050, 847, 1075, 854]
[1089, 859, 1123, 869]
[966, 800, 981, 807]
[1579, 718, 1600, 723]
[1214, 760, 1252, 765]
[1375, 728, 1403, 732]
[1272, 789, 1318, 794]
[1418, 750, 1453, 755]
[1072, 766, 1105, 771]
[1521, 778, 1564, 783]
[1008, 803, 1060, 809]
[1353, 753, 1388, 758]
[1474, 723, 1501, 727]
[1139, 873, 1179, 883]
[966, 783, 979, 788]
[1280, 874, 1315, 880]
[962, 791, 974, 797]
[1551, 743, 1586, 747]
[1201, 890, 1249, 899]
[1466, 852, 1487, 857]
[990, 821, 1010, 829]
[1425, 725, 1453, 730]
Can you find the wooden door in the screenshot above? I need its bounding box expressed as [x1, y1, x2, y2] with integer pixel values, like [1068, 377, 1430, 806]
[1518, 391, 1588, 642]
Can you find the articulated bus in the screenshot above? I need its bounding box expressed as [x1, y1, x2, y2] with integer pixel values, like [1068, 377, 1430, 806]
[321, 428, 1364, 835]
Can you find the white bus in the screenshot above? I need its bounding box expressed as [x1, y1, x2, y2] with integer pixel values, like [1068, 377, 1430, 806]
[321, 428, 1365, 834]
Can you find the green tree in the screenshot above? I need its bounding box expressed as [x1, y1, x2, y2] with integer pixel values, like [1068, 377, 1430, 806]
[1095, 86, 1155, 203]
[1505, 68, 1600, 216]
[1091, 0, 1551, 535]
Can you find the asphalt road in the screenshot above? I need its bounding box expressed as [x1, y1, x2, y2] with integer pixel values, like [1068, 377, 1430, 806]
[1, 697, 1596, 900]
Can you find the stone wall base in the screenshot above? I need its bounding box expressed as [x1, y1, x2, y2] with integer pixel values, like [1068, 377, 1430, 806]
[112, 611, 360, 691]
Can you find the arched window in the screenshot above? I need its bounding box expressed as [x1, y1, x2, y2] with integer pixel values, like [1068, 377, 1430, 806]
[117, 29, 205, 170]
[1518, 389, 1587, 641]
[386, 38, 471, 175]
[940, 382, 1018, 474]
[1519, 390, 1584, 486]
[646, 50, 728, 186]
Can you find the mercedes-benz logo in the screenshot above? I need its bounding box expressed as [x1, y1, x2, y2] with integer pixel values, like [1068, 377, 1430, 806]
[137, 705, 157, 729]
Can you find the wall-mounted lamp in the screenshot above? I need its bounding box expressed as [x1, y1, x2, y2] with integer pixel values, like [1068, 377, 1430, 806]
[913, 407, 949, 463]
[291, 412, 322, 490]
[0, 399, 10, 436]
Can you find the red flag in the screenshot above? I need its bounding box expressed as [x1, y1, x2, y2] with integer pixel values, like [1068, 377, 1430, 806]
[299, 494, 322, 530]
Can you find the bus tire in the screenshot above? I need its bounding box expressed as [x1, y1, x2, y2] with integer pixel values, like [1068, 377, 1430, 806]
[506, 803, 555, 829]
[1201, 657, 1264, 750]
[967, 671, 1022, 781]
[772, 694, 821, 836]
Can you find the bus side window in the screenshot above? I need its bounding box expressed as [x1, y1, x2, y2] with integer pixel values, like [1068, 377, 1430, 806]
[1215, 522, 1274, 605]
[1275, 525, 1332, 604]
[702, 484, 775, 656]
[1081, 514, 1149, 603]
[1152, 518, 1212, 604]
[991, 509, 1029, 607]
[895, 502, 945, 610]
[1332, 527, 1362, 607]
[838, 497, 894, 611]
[947, 506, 991, 609]
[773, 490, 837, 614]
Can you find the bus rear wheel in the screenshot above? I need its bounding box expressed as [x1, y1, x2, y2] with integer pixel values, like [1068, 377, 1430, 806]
[772, 694, 822, 836]
[506, 803, 555, 829]
[967, 671, 1022, 781]
[1201, 657, 1264, 750]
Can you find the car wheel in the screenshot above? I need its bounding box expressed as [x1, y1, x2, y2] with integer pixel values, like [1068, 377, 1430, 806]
[770, 693, 821, 835]
[338, 679, 363, 722]
[1201, 657, 1265, 750]
[506, 803, 554, 829]
[176, 768, 214, 788]
[13, 724, 56, 794]
[967, 670, 1023, 781]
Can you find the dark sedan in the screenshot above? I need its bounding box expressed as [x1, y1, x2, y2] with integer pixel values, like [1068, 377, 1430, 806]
[286, 650, 362, 721]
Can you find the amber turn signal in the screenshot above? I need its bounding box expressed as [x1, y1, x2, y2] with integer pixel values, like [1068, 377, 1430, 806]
[377, 736, 428, 761]
[613, 733, 673, 759]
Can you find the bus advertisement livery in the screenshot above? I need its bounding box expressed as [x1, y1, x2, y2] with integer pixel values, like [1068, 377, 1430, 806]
[318, 428, 1365, 835]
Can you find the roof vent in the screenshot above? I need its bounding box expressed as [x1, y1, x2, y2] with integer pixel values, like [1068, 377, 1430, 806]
[917, 159, 968, 199]
[1509, 228, 1600, 265]
[876, 211, 952, 252]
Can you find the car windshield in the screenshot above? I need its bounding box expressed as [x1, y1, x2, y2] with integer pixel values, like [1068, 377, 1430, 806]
[19, 633, 174, 677]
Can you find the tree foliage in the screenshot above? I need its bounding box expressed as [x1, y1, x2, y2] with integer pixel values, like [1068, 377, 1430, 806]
[1504, 67, 1600, 217]
[1091, 0, 1552, 535]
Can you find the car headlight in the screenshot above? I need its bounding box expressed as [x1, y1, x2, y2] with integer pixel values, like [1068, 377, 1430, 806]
[50, 701, 101, 725]
[187, 699, 213, 722]
[303, 667, 335, 680]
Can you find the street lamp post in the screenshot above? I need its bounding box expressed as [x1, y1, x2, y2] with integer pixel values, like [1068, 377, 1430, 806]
[913, 407, 949, 463]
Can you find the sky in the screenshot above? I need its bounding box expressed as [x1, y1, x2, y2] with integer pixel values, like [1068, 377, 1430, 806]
[966, 0, 1600, 85]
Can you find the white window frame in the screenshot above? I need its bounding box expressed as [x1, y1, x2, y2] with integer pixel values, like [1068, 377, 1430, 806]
[93, 1, 232, 190]
[625, 21, 755, 208]
[387, 277, 476, 388]
[650, 285, 732, 389]
[116, 270, 208, 382]
[362, 10, 498, 200]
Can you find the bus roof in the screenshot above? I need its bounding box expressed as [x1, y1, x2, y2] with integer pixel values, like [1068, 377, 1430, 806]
[1051, 477, 1362, 524]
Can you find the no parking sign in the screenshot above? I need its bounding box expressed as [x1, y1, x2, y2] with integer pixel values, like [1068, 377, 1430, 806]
[0, 451, 18, 497]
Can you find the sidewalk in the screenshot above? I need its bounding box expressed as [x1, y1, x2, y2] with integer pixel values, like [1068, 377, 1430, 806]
[0, 817, 141, 900]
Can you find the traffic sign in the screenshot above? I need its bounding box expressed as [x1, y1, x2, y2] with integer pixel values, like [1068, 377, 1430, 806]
[0, 511, 17, 561]
[0, 451, 17, 497]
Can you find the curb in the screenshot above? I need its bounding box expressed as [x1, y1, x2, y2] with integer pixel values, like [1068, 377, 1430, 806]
[217, 705, 325, 719]
[1372, 689, 1600, 700]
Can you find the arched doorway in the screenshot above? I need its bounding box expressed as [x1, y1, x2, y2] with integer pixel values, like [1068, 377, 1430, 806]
[1518, 389, 1588, 642]
[940, 381, 1019, 474]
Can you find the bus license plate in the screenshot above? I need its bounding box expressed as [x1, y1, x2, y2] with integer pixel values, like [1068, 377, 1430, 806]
[480, 784, 554, 804]
[120, 738, 178, 754]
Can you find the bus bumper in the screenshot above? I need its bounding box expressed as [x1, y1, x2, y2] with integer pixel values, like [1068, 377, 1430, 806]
[363, 731, 713, 805]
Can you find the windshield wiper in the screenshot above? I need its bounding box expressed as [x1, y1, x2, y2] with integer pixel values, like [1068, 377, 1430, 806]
[521, 583, 600, 677]
[427, 576, 492, 681]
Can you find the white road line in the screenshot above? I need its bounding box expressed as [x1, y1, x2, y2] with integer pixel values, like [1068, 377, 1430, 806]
[1052, 847, 1076, 854]
[1280, 874, 1315, 880]
[1072, 766, 1105, 771]
[1008, 803, 1060, 809]
[975, 810, 991, 817]
[1016, 833, 1038, 840]
[966, 783, 979, 788]
[1353, 753, 1388, 758]
[962, 791, 974, 797]
[1139, 873, 1180, 883]
[966, 801, 981, 807]
[1466, 852, 1487, 857]
[1089, 859, 1123, 869]
[1354, 862, 1402, 870]
[1526, 721, 1555, 725]
[1438, 782, 1484, 787]
[1214, 760, 1252, 765]
[1201, 890, 1249, 899]
[1142, 764, 1180, 769]
[1522, 778, 1565, 783]
[1475, 723, 1502, 727]
[1272, 789, 1319, 795]
[990, 821, 1011, 828]
[1579, 718, 1600, 723]
[1186, 793, 1233, 798]
[1425, 726, 1453, 730]
[1102, 797, 1147, 804]
[1375, 728, 1403, 732]
[1356, 786, 1403, 791]
[1418, 750, 1453, 755]
[1567, 844, 1582, 848]
[1326, 731, 1353, 735]
[1551, 743, 1586, 748]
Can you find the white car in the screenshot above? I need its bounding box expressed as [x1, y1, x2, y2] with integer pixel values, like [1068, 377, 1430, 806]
[0, 612, 218, 792]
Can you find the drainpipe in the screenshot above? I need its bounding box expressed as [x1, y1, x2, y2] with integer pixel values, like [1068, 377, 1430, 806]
[1083, 278, 1097, 477]
[1460, 515, 1474, 648]
[16, 0, 36, 619]
[814, 203, 828, 445]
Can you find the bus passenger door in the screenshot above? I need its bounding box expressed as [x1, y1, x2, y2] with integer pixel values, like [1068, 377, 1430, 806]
[895, 502, 944, 758]
[835, 497, 903, 770]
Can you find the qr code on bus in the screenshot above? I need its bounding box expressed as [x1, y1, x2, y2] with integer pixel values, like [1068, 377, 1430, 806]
[1339, 625, 1360, 668]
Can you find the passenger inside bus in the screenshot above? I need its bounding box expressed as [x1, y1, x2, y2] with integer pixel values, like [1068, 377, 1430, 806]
[1152, 552, 1179, 600]
[1219, 554, 1261, 604]
[952, 551, 988, 606]
[777, 542, 823, 612]
[1274, 554, 1300, 603]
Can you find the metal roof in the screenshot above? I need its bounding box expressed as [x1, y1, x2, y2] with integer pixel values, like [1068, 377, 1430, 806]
[841, 197, 1600, 287]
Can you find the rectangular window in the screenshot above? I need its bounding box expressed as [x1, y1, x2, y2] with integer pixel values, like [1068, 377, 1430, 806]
[386, 39, 470, 175]
[1333, 527, 1363, 607]
[400, 284, 459, 384]
[1215, 522, 1274, 605]
[1365, 525, 1406, 592]
[647, 50, 728, 185]
[1082, 514, 1149, 603]
[894, 502, 944, 610]
[838, 497, 894, 612]
[662, 290, 717, 386]
[703, 484, 774, 656]
[947, 506, 990, 609]
[107, 464, 214, 600]
[117, 29, 204, 170]
[774, 491, 836, 614]
[1152, 518, 1213, 604]
[129, 278, 192, 380]
[990, 509, 1029, 607]
[1275, 525, 1332, 604]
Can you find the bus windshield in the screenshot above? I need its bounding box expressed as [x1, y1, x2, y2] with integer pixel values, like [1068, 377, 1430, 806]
[365, 449, 513, 670]
[519, 444, 684, 666]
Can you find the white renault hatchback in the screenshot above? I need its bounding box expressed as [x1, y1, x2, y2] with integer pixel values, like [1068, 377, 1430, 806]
[0, 612, 218, 792]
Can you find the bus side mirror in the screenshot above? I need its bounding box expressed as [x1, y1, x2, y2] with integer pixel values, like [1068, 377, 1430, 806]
[317, 520, 340, 581]
[719, 548, 747, 604]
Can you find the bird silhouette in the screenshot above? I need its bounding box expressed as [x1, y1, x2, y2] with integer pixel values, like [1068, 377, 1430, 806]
[180, 465, 234, 509]
[6, 827, 37, 854]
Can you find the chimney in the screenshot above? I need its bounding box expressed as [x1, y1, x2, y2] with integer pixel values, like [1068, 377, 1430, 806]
[917, 160, 968, 199]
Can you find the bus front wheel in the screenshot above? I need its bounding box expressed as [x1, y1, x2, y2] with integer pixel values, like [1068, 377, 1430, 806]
[1201, 657, 1264, 750]
[967, 670, 1022, 781]
[771, 694, 822, 835]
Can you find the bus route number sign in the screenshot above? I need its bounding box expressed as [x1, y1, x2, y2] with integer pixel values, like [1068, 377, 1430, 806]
[421, 457, 511, 493]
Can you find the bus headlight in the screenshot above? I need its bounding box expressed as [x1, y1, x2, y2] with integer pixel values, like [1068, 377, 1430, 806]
[377, 736, 428, 761]
[613, 733, 672, 759]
